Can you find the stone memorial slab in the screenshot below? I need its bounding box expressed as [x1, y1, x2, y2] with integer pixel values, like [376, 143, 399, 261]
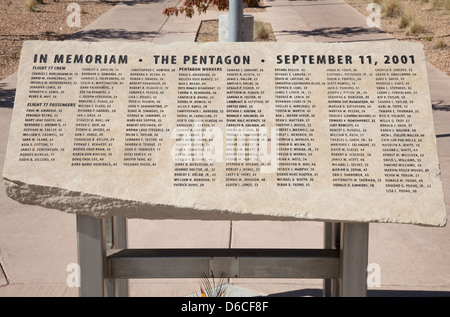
[2, 41, 447, 226]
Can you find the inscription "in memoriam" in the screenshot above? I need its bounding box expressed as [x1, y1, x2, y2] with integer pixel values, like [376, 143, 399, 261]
[34, 54, 128, 64]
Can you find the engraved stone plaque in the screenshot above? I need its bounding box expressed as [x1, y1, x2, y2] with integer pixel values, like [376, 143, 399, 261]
[2, 41, 447, 226]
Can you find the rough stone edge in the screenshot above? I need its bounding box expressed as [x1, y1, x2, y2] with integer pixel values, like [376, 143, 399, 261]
[3, 178, 446, 226]
[2, 178, 297, 221]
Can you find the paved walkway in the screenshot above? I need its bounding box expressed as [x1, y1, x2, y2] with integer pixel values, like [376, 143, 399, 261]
[1, 0, 450, 297]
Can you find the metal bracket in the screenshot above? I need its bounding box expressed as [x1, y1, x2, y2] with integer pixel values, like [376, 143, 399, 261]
[209, 257, 239, 278]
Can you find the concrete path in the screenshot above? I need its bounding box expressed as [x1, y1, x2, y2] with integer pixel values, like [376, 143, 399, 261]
[1, 0, 450, 297]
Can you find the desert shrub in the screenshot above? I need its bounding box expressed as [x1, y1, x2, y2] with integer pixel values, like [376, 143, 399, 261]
[433, 39, 448, 49]
[24, 0, 37, 11]
[254, 20, 269, 40]
[429, 0, 450, 11]
[431, 0, 442, 8]
[381, 0, 403, 17]
[406, 18, 426, 35]
[399, 11, 415, 28]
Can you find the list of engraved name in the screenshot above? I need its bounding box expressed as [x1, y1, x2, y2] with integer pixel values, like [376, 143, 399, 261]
[18, 52, 431, 194]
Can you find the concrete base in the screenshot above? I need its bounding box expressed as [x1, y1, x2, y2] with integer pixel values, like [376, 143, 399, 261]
[219, 14, 254, 42]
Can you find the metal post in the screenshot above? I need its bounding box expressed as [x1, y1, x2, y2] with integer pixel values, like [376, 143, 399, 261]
[76, 214, 106, 297]
[323, 223, 332, 297]
[229, 0, 243, 42]
[113, 216, 129, 297]
[105, 216, 129, 297]
[323, 222, 340, 297]
[105, 217, 114, 297]
[339, 223, 369, 297]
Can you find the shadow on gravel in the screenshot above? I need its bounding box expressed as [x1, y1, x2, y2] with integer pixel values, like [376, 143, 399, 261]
[0, 83, 15, 108]
[69, 28, 159, 42]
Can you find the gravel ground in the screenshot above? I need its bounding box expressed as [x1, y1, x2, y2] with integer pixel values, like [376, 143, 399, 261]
[345, 0, 450, 75]
[0, 0, 121, 81]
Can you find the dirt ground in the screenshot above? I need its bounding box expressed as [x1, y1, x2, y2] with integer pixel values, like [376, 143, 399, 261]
[345, 0, 450, 75]
[0, 0, 121, 81]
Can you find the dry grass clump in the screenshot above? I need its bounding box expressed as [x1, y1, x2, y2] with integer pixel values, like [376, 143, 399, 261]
[342, 0, 450, 75]
[399, 11, 415, 28]
[445, 0, 450, 11]
[380, 0, 404, 17]
[254, 20, 270, 40]
[406, 18, 427, 35]
[433, 38, 448, 49]
[430, 0, 450, 11]
[24, 0, 37, 11]
[376, 0, 426, 35]
[399, 10, 427, 35]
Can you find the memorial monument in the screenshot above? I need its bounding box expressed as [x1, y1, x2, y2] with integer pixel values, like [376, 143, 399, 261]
[2, 40, 446, 227]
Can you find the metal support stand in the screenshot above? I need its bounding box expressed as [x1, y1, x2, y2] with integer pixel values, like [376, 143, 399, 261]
[322, 222, 369, 297]
[340, 223, 369, 297]
[76, 215, 369, 297]
[76, 214, 128, 297]
[323, 222, 341, 297]
[76, 215, 105, 297]
[105, 216, 129, 297]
